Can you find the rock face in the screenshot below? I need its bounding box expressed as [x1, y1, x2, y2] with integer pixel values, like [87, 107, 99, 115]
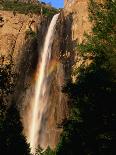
[64, 0, 91, 43]
[0, 10, 41, 66]
[57, 0, 92, 82]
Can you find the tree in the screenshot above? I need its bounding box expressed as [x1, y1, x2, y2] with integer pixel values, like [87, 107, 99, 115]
[0, 61, 31, 155]
[0, 104, 30, 155]
[35, 146, 55, 155]
[56, 0, 116, 155]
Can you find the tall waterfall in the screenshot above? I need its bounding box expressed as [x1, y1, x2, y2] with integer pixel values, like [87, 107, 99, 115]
[27, 14, 59, 154]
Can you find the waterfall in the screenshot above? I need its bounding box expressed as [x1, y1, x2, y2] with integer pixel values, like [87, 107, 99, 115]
[27, 14, 59, 154]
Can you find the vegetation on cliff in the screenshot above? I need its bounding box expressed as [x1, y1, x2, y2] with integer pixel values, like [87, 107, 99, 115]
[0, 1, 57, 16]
[56, 0, 116, 155]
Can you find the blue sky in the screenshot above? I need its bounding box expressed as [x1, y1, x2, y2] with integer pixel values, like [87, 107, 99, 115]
[41, 0, 64, 8]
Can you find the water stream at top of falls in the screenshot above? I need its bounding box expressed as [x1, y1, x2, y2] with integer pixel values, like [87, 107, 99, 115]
[27, 14, 59, 154]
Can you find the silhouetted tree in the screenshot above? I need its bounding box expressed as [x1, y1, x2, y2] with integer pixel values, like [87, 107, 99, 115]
[56, 1, 116, 155]
[0, 104, 30, 155]
[0, 62, 30, 155]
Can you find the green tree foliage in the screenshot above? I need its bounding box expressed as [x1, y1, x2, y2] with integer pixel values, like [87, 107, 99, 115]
[25, 29, 37, 40]
[42, 147, 55, 155]
[0, 62, 31, 155]
[36, 146, 55, 155]
[56, 0, 116, 155]
[0, 62, 15, 129]
[0, 104, 30, 155]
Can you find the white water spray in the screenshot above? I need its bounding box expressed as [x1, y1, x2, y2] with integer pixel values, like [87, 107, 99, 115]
[28, 14, 59, 154]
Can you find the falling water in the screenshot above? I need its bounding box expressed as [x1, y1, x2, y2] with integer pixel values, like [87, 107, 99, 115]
[28, 14, 59, 154]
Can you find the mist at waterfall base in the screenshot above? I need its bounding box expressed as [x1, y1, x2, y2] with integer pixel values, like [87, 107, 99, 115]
[22, 14, 60, 154]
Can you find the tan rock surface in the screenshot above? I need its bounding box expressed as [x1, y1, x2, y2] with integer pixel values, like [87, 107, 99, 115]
[62, 0, 93, 82]
[0, 10, 41, 65]
[64, 0, 92, 43]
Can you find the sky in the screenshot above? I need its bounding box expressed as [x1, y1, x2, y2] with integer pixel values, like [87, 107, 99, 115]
[41, 0, 64, 8]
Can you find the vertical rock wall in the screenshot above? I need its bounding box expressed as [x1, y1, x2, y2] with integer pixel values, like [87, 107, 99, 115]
[0, 11, 41, 66]
[58, 0, 92, 82]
